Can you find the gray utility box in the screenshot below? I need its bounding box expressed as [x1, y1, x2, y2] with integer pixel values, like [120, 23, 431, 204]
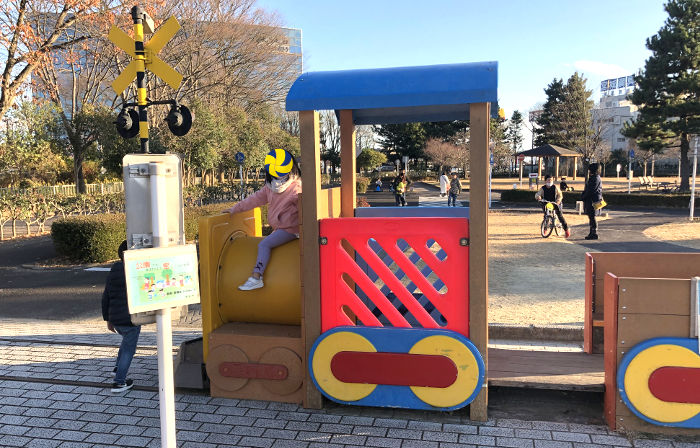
[122, 153, 187, 324]
[123, 153, 185, 249]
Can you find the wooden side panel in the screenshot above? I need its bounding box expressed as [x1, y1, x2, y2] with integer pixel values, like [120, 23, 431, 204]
[317, 187, 342, 219]
[618, 278, 691, 315]
[584, 253, 594, 354]
[208, 323, 303, 404]
[603, 273, 619, 430]
[588, 252, 700, 354]
[468, 102, 490, 422]
[617, 314, 690, 349]
[339, 110, 356, 219]
[299, 110, 323, 409]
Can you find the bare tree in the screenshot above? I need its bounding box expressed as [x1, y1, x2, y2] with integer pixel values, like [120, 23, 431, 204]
[0, 0, 123, 119]
[320, 110, 340, 173]
[424, 138, 460, 174]
[355, 125, 375, 152]
[135, 0, 297, 121]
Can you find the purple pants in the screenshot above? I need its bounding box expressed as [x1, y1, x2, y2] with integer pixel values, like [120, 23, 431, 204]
[253, 229, 298, 275]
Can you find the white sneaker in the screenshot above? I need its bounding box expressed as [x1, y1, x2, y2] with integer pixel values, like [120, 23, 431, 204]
[238, 276, 263, 291]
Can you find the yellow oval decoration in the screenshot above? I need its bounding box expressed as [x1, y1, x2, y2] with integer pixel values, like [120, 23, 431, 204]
[624, 344, 700, 423]
[408, 335, 480, 408]
[311, 331, 377, 401]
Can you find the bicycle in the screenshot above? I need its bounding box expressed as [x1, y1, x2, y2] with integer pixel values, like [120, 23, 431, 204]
[539, 200, 564, 238]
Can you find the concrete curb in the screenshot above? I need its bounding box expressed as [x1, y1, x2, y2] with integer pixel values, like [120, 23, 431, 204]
[489, 323, 583, 342]
[20, 262, 109, 271]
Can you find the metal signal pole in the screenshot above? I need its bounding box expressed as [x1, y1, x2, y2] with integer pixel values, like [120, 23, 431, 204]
[131, 6, 150, 153]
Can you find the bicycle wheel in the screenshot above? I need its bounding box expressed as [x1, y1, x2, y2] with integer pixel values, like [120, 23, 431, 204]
[554, 219, 564, 236]
[540, 216, 553, 238]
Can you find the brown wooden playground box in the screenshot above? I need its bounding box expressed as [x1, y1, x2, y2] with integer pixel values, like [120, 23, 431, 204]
[584, 252, 700, 354]
[583, 251, 700, 435]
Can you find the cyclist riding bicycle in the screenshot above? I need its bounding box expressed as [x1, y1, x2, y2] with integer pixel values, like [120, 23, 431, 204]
[535, 175, 571, 238]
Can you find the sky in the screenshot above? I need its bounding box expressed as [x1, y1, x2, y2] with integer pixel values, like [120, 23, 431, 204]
[257, 0, 669, 145]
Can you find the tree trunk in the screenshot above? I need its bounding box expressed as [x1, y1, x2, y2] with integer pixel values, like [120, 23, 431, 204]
[73, 151, 86, 194]
[643, 162, 647, 177]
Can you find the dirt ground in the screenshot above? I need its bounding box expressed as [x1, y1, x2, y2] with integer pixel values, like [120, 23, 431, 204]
[643, 221, 700, 250]
[488, 211, 606, 327]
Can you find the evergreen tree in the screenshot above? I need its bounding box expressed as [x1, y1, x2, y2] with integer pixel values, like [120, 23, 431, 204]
[622, 0, 699, 191]
[374, 123, 427, 160]
[506, 110, 524, 154]
[556, 73, 594, 162]
[534, 78, 565, 147]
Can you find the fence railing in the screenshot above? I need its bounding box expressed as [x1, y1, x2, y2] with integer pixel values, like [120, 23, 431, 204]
[0, 182, 124, 197]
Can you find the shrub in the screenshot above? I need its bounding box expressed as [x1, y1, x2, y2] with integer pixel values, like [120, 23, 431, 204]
[51, 214, 126, 263]
[356, 176, 371, 193]
[356, 196, 371, 208]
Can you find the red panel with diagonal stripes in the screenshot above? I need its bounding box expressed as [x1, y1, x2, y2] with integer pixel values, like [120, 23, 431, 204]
[319, 217, 469, 337]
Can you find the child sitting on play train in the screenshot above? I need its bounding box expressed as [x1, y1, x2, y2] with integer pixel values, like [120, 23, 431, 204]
[223, 148, 301, 291]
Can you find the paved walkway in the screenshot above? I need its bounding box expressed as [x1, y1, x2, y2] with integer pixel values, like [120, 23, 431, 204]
[0, 319, 698, 448]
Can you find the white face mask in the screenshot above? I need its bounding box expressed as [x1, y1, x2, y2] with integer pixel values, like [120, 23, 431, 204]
[270, 175, 294, 193]
[546, 181, 553, 187]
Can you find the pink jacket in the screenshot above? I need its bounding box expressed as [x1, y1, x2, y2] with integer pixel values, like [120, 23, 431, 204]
[228, 179, 301, 233]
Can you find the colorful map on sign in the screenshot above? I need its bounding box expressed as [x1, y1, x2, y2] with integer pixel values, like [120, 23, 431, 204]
[126, 252, 199, 311]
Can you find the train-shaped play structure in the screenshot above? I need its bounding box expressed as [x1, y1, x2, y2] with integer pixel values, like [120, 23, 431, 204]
[175, 62, 700, 436]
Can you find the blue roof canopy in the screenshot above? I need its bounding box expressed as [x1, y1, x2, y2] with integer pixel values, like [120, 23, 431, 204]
[285, 61, 498, 125]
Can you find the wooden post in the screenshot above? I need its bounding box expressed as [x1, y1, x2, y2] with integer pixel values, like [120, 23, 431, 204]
[468, 102, 489, 422]
[340, 110, 356, 217]
[537, 157, 543, 179]
[555, 157, 560, 179]
[299, 110, 323, 409]
[573, 157, 578, 180]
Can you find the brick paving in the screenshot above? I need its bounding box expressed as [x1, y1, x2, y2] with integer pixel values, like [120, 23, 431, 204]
[0, 319, 697, 447]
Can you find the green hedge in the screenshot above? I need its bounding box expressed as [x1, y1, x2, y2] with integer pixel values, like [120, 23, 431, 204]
[51, 201, 275, 262]
[499, 189, 691, 208]
[51, 214, 127, 263]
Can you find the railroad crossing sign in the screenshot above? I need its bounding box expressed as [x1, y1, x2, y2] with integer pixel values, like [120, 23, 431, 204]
[108, 6, 191, 153]
[109, 16, 183, 95]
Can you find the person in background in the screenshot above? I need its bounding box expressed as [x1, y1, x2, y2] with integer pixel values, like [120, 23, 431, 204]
[439, 171, 450, 198]
[559, 176, 572, 191]
[535, 175, 571, 238]
[392, 170, 410, 206]
[102, 240, 141, 393]
[375, 178, 383, 191]
[582, 163, 603, 240]
[448, 172, 462, 207]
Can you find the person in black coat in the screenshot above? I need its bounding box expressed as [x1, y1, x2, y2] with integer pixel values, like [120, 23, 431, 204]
[581, 163, 603, 240]
[102, 240, 141, 392]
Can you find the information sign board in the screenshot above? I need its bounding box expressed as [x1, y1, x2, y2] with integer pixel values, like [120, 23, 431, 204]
[124, 244, 200, 314]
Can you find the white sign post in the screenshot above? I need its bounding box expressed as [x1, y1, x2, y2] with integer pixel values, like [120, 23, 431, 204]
[690, 137, 698, 221]
[616, 163, 621, 179]
[123, 154, 200, 448]
[628, 149, 635, 194]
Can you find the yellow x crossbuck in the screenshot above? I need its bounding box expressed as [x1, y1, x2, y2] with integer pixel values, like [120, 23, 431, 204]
[109, 16, 183, 95]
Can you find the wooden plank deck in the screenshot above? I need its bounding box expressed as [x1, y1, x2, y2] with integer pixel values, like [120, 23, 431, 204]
[488, 348, 605, 392]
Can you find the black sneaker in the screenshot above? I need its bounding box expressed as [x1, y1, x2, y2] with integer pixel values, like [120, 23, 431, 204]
[584, 234, 599, 240]
[111, 379, 134, 393]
